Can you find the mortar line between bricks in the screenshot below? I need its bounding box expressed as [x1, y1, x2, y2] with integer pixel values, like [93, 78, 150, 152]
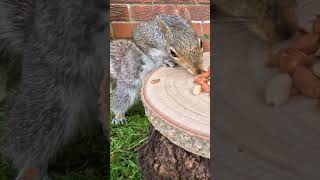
[192, 20, 210, 23]
[127, 4, 133, 21]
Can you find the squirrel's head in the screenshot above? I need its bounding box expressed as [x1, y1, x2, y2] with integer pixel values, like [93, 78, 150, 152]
[156, 10, 204, 75]
[248, 0, 298, 43]
[214, 0, 297, 43]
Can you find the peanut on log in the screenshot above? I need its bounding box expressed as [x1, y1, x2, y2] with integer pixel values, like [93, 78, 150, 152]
[268, 48, 316, 74]
[151, 79, 161, 84]
[289, 32, 320, 55]
[266, 74, 292, 106]
[201, 83, 210, 93]
[293, 66, 320, 98]
[193, 77, 208, 84]
[266, 15, 320, 108]
[193, 85, 202, 95]
[193, 66, 210, 95]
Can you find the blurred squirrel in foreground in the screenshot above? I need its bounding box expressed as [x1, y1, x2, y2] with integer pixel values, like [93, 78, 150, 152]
[110, 9, 204, 124]
[0, 0, 107, 179]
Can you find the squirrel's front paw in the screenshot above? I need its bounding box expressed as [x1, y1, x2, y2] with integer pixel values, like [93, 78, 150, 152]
[162, 59, 177, 67]
[112, 113, 127, 125]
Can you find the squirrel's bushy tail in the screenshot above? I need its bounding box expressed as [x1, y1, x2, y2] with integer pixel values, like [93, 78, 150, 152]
[110, 39, 137, 80]
[0, 0, 32, 62]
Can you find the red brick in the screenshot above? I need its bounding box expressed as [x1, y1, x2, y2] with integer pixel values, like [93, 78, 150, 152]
[110, 4, 129, 21]
[178, 5, 209, 20]
[203, 40, 210, 52]
[111, 22, 139, 38]
[130, 5, 177, 21]
[110, 0, 125, 3]
[202, 22, 210, 35]
[192, 22, 210, 37]
[192, 23, 201, 36]
[197, 0, 210, 3]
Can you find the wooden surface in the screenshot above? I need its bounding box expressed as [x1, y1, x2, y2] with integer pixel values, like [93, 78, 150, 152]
[214, 2, 320, 180]
[141, 52, 210, 158]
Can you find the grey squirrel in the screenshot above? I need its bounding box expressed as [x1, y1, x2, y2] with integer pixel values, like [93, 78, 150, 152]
[213, 0, 298, 43]
[110, 9, 204, 124]
[0, 0, 107, 179]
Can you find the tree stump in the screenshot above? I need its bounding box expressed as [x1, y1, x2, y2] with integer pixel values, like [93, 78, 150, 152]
[139, 53, 210, 179]
[138, 126, 210, 180]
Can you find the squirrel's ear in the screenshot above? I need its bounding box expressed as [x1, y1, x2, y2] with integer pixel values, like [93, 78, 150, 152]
[110, 23, 115, 39]
[156, 16, 171, 34]
[184, 8, 192, 26]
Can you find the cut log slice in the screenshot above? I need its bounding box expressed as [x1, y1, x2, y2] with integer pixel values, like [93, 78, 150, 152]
[141, 52, 210, 158]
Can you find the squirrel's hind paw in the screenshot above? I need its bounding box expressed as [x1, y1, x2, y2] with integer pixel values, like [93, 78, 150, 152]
[162, 59, 177, 67]
[112, 117, 127, 125]
[112, 113, 127, 125]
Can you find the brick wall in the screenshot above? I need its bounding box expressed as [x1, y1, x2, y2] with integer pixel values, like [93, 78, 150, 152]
[110, 0, 210, 51]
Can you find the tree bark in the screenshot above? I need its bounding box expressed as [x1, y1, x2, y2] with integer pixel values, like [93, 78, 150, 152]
[138, 126, 210, 180]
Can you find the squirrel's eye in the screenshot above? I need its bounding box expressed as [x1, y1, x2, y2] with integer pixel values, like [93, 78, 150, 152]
[170, 49, 178, 58]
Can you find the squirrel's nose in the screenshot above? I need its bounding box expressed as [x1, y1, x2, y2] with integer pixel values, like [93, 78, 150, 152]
[196, 68, 203, 75]
[274, 23, 296, 41]
[188, 67, 203, 75]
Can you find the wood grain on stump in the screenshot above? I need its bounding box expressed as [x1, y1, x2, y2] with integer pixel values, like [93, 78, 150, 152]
[140, 52, 210, 159]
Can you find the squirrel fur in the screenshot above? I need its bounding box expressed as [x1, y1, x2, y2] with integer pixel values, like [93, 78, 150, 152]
[110, 9, 204, 124]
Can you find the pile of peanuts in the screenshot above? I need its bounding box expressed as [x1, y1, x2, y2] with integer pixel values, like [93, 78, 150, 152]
[193, 66, 210, 96]
[266, 15, 320, 107]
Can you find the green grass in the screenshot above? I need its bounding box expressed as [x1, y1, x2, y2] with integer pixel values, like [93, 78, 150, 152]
[110, 101, 150, 180]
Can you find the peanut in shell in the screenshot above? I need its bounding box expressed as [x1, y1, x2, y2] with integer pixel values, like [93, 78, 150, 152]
[290, 33, 320, 55]
[293, 66, 320, 98]
[266, 73, 292, 106]
[268, 48, 315, 74]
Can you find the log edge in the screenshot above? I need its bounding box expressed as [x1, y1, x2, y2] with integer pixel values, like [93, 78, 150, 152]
[141, 68, 210, 159]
